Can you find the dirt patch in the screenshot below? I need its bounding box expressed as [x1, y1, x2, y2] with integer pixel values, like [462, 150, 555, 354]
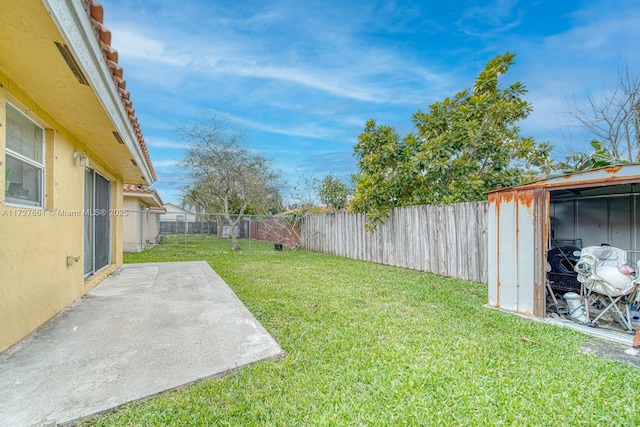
[581, 339, 640, 368]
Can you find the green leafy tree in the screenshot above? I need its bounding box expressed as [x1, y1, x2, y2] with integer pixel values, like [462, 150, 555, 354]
[352, 52, 554, 229]
[559, 140, 628, 173]
[318, 174, 350, 212]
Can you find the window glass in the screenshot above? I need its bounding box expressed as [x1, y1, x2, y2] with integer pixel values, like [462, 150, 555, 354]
[94, 173, 111, 270]
[84, 169, 94, 275]
[84, 169, 111, 275]
[5, 154, 41, 206]
[6, 104, 43, 163]
[5, 103, 45, 208]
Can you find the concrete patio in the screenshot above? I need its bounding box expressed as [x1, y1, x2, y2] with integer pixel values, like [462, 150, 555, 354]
[0, 261, 285, 426]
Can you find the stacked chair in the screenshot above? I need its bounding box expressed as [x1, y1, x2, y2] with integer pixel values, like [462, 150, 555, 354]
[574, 245, 640, 333]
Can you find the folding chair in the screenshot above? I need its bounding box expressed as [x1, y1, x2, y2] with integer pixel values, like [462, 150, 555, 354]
[574, 245, 640, 333]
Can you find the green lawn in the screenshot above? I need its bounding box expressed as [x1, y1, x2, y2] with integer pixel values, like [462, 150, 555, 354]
[84, 237, 640, 426]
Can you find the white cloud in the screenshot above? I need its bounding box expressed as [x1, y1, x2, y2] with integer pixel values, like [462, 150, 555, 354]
[214, 63, 387, 103]
[542, 18, 640, 63]
[225, 114, 338, 140]
[456, 0, 523, 36]
[109, 16, 449, 106]
[108, 25, 192, 66]
[145, 138, 188, 150]
[151, 159, 181, 168]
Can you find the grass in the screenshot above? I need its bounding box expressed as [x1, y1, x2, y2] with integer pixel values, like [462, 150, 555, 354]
[83, 236, 640, 426]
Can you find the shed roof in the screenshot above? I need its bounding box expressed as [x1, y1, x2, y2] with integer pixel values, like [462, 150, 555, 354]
[487, 164, 640, 194]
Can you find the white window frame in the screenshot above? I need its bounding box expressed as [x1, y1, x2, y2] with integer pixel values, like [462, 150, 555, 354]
[4, 102, 45, 209]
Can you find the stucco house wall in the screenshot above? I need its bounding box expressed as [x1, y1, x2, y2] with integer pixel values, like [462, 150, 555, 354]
[123, 197, 141, 251]
[0, 0, 155, 352]
[123, 185, 164, 252]
[142, 209, 163, 246]
[0, 94, 123, 350]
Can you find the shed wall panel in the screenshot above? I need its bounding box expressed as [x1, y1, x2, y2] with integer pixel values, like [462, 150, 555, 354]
[577, 198, 608, 246]
[487, 198, 499, 306]
[533, 189, 550, 317]
[552, 200, 576, 242]
[516, 193, 536, 315]
[497, 194, 518, 311]
[610, 196, 632, 250]
[635, 196, 640, 266]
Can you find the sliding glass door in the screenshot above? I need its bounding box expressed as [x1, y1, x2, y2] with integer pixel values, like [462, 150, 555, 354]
[84, 169, 111, 276]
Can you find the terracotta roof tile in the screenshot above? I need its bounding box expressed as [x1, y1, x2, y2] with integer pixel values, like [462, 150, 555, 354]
[81, 0, 157, 181]
[108, 60, 123, 79]
[99, 40, 118, 62]
[90, 18, 111, 45]
[88, 1, 104, 22]
[123, 184, 152, 194]
[123, 184, 164, 206]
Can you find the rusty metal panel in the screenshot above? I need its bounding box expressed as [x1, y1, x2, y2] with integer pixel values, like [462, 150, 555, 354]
[487, 164, 640, 194]
[488, 189, 549, 317]
[635, 195, 640, 266]
[487, 195, 499, 307]
[538, 165, 639, 189]
[533, 189, 549, 317]
[496, 191, 518, 311]
[487, 164, 640, 321]
[515, 190, 536, 315]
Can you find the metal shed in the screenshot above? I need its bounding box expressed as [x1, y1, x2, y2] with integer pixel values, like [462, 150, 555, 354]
[487, 164, 640, 321]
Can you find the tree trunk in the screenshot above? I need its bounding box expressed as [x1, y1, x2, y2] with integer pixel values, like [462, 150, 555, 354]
[223, 214, 242, 252]
[231, 227, 241, 252]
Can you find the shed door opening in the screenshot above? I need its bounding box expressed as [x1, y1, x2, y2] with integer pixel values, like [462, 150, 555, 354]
[546, 183, 639, 331]
[550, 184, 639, 267]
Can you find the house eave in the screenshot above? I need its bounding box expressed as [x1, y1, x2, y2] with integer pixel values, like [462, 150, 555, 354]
[40, 0, 154, 184]
[123, 191, 163, 208]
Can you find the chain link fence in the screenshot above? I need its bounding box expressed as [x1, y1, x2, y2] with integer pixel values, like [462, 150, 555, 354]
[123, 210, 301, 252]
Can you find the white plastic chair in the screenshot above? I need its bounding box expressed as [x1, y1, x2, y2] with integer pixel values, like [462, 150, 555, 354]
[574, 245, 640, 333]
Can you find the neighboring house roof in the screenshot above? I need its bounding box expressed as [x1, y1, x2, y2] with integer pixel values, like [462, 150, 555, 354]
[82, 0, 156, 181]
[163, 203, 196, 214]
[123, 184, 163, 208]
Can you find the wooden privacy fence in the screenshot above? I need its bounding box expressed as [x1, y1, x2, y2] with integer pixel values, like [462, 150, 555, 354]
[301, 202, 488, 284]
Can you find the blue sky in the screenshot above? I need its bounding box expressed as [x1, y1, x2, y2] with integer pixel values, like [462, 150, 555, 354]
[100, 0, 640, 205]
